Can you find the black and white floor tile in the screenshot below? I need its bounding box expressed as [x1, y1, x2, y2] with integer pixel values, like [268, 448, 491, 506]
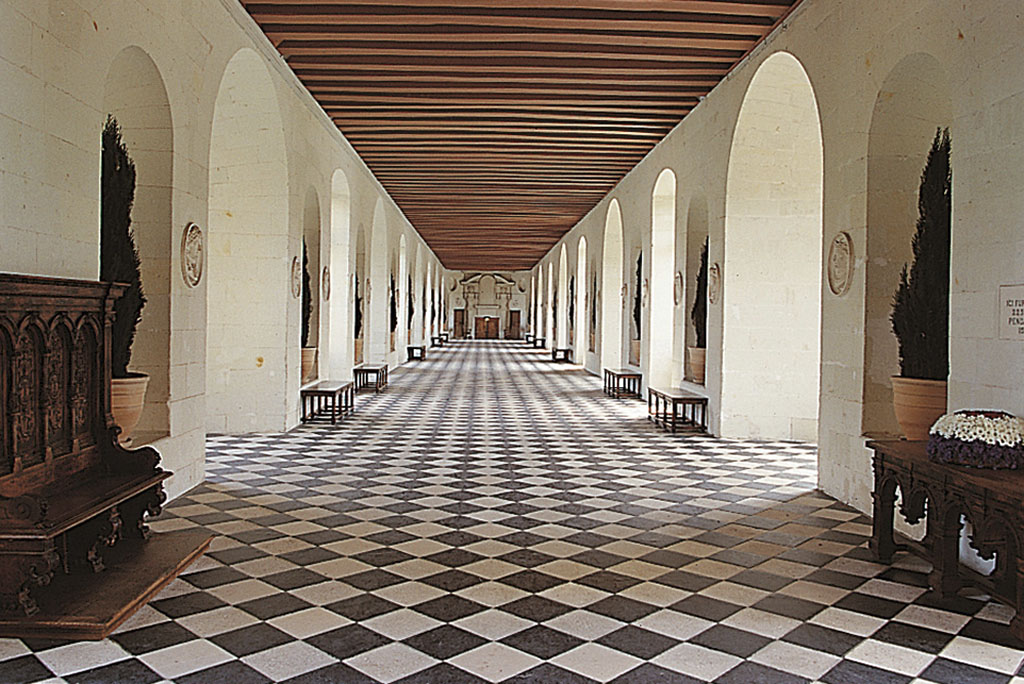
[2, 341, 1022, 683]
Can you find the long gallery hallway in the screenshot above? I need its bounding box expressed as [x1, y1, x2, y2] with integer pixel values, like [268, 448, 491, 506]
[3, 341, 1023, 684]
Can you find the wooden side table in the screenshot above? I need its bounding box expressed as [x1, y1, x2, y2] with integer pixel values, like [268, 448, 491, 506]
[300, 381, 355, 423]
[867, 439, 1024, 641]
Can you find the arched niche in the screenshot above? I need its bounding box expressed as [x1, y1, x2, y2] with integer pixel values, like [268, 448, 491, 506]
[328, 169, 351, 378]
[302, 187, 321, 371]
[101, 45, 172, 444]
[576, 236, 588, 363]
[601, 199, 624, 371]
[722, 51, 824, 440]
[206, 48, 289, 433]
[684, 196, 709, 381]
[863, 53, 952, 437]
[557, 244, 568, 348]
[649, 168, 677, 387]
[368, 198, 388, 362]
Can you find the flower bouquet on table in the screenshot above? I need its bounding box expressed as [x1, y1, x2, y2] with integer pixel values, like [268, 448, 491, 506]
[927, 410, 1024, 469]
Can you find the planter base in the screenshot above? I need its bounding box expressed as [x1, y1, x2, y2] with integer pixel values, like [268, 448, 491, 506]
[111, 373, 150, 446]
[891, 376, 947, 441]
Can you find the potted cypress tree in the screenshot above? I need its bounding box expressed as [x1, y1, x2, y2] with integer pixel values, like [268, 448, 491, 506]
[300, 239, 317, 383]
[407, 274, 414, 343]
[890, 129, 951, 440]
[102, 116, 148, 445]
[354, 276, 364, 364]
[389, 273, 398, 351]
[630, 252, 642, 365]
[688, 237, 709, 384]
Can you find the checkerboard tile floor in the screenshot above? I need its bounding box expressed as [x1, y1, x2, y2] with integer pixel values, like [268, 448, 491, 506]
[2, 340, 1023, 683]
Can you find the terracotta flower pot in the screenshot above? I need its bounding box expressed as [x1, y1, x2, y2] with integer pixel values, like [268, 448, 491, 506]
[687, 347, 706, 385]
[891, 376, 947, 441]
[301, 347, 317, 383]
[110, 372, 150, 446]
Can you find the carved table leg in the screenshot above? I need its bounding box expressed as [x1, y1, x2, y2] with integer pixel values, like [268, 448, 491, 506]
[0, 547, 59, 617]
[870, 465, 897, 563]
[1012, 556, 1024, 642]
[929, 506, 964, 599]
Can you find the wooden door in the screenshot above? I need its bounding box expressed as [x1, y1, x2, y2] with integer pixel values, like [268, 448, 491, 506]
[475, 317, 499, 339]
[507, 311, 521, 339]
[454, 309, 466, 338]
[486, 317, 499, 338]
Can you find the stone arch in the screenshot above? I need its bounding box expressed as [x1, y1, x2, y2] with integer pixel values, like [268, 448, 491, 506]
[863, 53, 952, 436]
[649, 168, 677, 388]
[206, 48, 289, 433]
[575, 236, 588, 364]
[328, 169, 351, 378]
[102, 45, 172, 444]
[722, 51, 823, 440]
[601, 199, 624, 371]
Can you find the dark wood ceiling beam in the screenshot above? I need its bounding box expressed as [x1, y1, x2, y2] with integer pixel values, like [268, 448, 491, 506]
[242, 1, 791, 18]
[264, 30, 755, 51]
[241, 0, 799, 270]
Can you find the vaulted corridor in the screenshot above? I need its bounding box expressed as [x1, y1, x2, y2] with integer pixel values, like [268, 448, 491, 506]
[4, 342, 1020, 683]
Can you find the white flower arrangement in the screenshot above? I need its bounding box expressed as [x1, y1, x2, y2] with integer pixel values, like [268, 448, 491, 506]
[930, 410, 1024, 448]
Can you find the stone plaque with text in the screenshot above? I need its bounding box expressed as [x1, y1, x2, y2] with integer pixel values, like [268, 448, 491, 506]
[1001, 284, 1024, 340]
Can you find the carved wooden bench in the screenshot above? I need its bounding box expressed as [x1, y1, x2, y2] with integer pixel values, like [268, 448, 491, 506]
[0, 273, 211, 639]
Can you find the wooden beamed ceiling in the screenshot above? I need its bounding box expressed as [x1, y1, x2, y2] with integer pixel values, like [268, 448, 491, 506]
[242, 0, 801, 270]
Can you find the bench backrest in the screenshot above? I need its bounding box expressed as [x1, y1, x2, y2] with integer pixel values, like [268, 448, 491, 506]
[0, 273, 126, 498]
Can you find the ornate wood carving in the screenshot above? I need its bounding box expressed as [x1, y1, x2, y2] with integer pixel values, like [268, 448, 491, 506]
[0, 273, 172, 619]
[868, 440, 1024, 641]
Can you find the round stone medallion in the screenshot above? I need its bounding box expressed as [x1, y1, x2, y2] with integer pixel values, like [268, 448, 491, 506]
[708, 263, 722, 304]
[291, 256, 301, 298]
[180, 222, 204, 288]
[827, 231, 854, 296]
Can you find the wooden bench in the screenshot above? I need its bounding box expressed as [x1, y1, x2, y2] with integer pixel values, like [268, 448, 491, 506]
[354, 363, 389, 392]
[552, 348, 572, 363]
[648, 387, 708, 433]
[603, 368, 642, 399]
[407, 345, 426, 361]
[0, 273, 212, 639]
[300, 381, 354, 424]
[431, 336, 444, 347]
[868, 439, 1024, 641]
[532, 336, 546, 349]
